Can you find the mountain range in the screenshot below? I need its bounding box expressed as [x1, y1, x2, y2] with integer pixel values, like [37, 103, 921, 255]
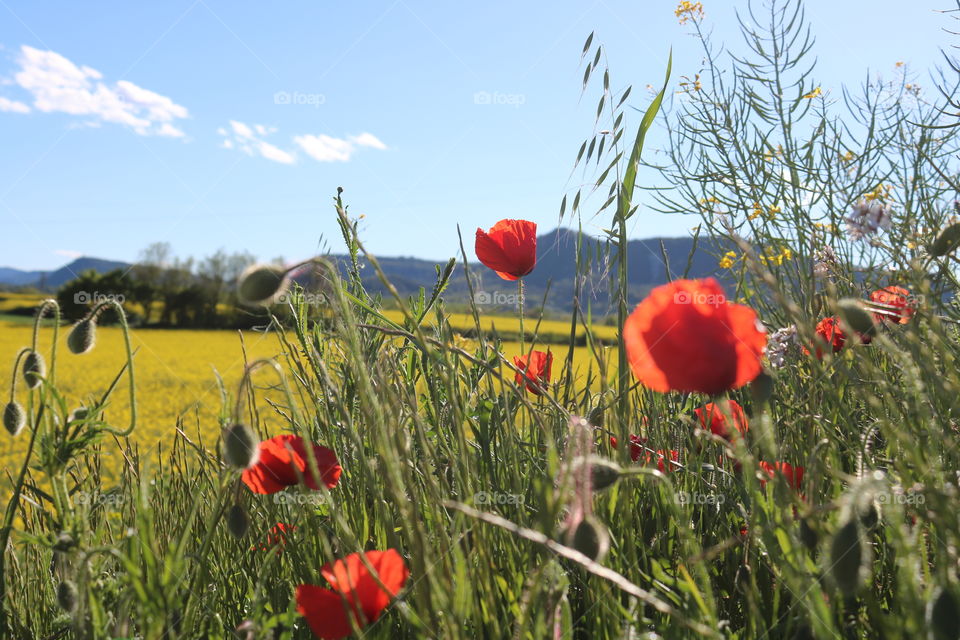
[0, 229, 735, 314]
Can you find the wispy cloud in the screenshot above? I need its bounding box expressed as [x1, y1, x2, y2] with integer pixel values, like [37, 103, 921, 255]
[294, 132, 388, 162]
[218, 120, 297, 165]
[0, 96, 29, 113]
[7, 45, 189, 136]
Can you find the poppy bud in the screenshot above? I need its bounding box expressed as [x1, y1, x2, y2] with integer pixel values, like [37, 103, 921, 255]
[3, 401, 25, 436]
[570, 516, 609, 563]
[829, 519, 868, 596]
[587, 405, 604, 428]
[22, 351, 45, 389]
[798, 517, 818, 553]
[932, 222, 960, 257]
[837, 299, 876, 339]
[226, 504, 250, 539]
[927, 587, 960, 640]
[573, 456, 621, 492]
[53, 532, 76, 551]
[751, 371, 774, 406]
[238, 265, 289, 305]
[67, 318, 97, 355]
[56, 580, 78, 613]
[68, 407, 90, 423]
[222, 423, 260, 470]
[735, 563, 753, 594]
[857, 497, 881, 533]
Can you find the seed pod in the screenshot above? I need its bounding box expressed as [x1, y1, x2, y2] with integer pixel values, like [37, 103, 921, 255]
[829, 519, 868, 596]
[67, 319, 97, 355]
[837, 299, 877, 339]
[22, 351, 45, 389]
[226, 504, 250, 539]
[68, 407, 90, 423]
[3, 401, 25, 436]
[570, 516, 609, 563]
[932, 222, 960, 257]
[574, 456, 622, 491]
[222, 423, 260, 470]
[928, 587, 960, 640]
[587, 405, 604, 428]
[56, 580, 78, 613]
[238, 265, 289, 305]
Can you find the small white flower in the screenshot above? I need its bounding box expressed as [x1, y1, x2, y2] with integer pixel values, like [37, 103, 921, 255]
[845, 201, 892, 241]
[813, 245, 838, 278]
[765, 325, 798, 369]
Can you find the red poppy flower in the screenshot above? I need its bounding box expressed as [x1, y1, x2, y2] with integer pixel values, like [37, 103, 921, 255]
[694, 399, 749, 441]
[643, 449, 681, 473]
[475, 219, 537, 280]
[758, 461, 804, 492]
[623, 279, 767, 395]
[806, 316, 872, 359]
[252, 523, 296, 553]
[869, 286, 916, 324]
[241, 435, 342, 495]
[513, 350, 553, 395]
[296, 549, 410, 639]
[610, 434, 645, 461]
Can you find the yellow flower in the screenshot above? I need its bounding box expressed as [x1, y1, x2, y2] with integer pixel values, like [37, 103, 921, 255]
[840, 150, 854, 163]
[675, 1, 704, 24]
[749, 202, 763, 220]
[802, 87, 822, 99]
[895, 61, 904, 68]
[767, 205, 781, 218]
[719, 251, 737, 269]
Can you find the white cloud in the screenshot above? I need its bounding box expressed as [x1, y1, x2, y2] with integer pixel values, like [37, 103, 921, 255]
[0, 96, 29, 113]
[350, 132, 387, 150]
[8, 45, 188, 136]
[54, 249, 83, 259]
[293, 134, 354, 162]
[219, 120, 297, 164]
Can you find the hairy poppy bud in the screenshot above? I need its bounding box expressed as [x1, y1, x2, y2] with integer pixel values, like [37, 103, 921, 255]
[238, 265, 289, 305]
[3, 401, 25, 436]
[22, 351, 45, 389]
[53, 531, 76, 551]
[67, 319, 97, 355]
[222, 423, 260, 470]
[68, 407, 90, 423]
[226, 504, 250, 539]
[928, 587, 960, 640]
[56, 580, 78, 613]
[751, 371, 774, 406]
[932, 222, 960, 257]
[829, 519, 869, 596]
[573, 456, 621, 492]
[837, 299, 877, 339]
[570, 516, 609, 563]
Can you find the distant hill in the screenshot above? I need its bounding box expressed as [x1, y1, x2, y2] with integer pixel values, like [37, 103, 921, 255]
[0, 231, 736, 314]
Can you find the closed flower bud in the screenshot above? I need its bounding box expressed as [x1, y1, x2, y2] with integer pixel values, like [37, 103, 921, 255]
[751, 371, 774, 406]
[238, 265, 289, 305]
[68, 407, 90, 423]
[53, 531, 76, 551]
[829, 519, 869, 597]
[3, 401, 25, 436]
[67, 319, 97, 355]
[837, 299, 876, 339]
[570, 516, 609, 563]
[56, 580, 78, 613]
[573, 456, 621, 492]
[22, 351, 45, 389]
[222, 423, 260, 470]
[226, 504, 250, 539]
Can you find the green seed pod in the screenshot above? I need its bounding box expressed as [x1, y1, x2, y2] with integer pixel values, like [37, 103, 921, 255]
[3, 401, 25, 436]
[570, 516, 609, 563]
[837, 298, 877, 339]
[56, 580, 78, 613]
[67, 319, 97, 355]
[928, 587, 960, 640]
[68, 407, 90, 423]
[751, 371, 774, 406]
[222, 423, 260, 470]
[932, 222, 960, 257]
[22, 351, 45, 389]
[226, 504, 250, 539]
[238, 265, 289, 305]
[574, 456, 621, 492]
[829, 519, 869, 597]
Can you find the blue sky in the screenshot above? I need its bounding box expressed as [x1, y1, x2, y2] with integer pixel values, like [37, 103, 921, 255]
[0, 0, 952, 270]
